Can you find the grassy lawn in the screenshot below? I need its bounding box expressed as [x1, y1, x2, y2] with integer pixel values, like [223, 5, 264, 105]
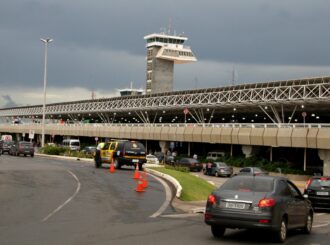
[149, 167, 216, 201]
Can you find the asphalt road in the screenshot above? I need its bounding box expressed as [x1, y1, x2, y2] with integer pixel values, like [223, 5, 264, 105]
[0, 155, 329, 245]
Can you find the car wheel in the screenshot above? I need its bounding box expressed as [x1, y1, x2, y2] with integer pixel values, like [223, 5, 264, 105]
[114, 159, 121, 169]
[31, 153, 34, 157]
[24, 154, 27, 157]
[302, 212, 313, 234]
[138, 163, 143, 171]
[274, 217, 287, 243]
[211, 225, 225, 238]
[215, 172, 219, 177]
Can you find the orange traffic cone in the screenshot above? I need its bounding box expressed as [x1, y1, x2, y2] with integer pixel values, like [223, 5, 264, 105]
[141, 172, 148, 188]
[135, 178, 145, 192]
[109, 159, 115, 173]
[133, 163, 140, 179]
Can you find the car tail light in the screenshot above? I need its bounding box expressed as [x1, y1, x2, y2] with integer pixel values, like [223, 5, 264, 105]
[204, 213, 213, 220]
[320, 177, 329, 181]
[258, 198, 276, 208]
[259, 219, 270, 224]
[207, 194, 216, 205]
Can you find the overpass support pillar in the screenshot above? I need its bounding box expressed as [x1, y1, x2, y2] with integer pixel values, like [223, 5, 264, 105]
[16, 133, 21, 141]
[242, 145, 259, 158]
[159, 141, 169, 159]
[242, 145, 253, 158]
[318, 149, 330, 176]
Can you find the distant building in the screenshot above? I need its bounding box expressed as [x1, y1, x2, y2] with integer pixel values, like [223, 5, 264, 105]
[119, 88, 144, 97]
[144, 32, 197, 94]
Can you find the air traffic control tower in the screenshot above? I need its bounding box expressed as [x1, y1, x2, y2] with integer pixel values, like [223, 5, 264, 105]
[144, 32, 197, 94]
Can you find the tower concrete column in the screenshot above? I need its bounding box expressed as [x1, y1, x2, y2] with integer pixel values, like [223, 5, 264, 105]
[318, 149, 330, 176]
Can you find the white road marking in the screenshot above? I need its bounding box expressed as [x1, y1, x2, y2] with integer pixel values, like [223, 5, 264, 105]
[313, 222, 330, 228]
[42, 170, 81, 222]
[315, 213, 326, 216]
[161, 213, 201, 218]
[149, 174, 172, 218]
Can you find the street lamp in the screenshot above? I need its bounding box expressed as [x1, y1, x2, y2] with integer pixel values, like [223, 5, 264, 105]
[40, 38, 53, 148]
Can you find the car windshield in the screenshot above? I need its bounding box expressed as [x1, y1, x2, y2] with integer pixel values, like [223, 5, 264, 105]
[310, 178, 330, 187]
[220, 176, 274, 192]
[71, 142, 80, 146]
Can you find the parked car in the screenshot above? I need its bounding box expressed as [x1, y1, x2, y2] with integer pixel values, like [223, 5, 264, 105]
[81, 146, 97, 155]
[9, 141, 34, 157]
[206, 151, 225, 161]
[0, 140, 14, 154]
[237, 167, 269, 176]
[146, 154, 160, 165]
[62, 139, 80, 151]
[165, 155, 175, 164]
[204, 162, 233, 177]
[175, 158, 203, 172]
[304, 176, 330, 210]
[96, 140, 146, 170]
[205, 175, 313, 242]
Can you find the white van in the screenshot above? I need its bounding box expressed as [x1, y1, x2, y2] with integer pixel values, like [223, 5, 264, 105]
[206, 151, 225, 160]
[62, 139, 80, 151]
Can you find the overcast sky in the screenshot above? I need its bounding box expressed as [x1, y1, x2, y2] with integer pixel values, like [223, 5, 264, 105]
[1, 0, 330, 108]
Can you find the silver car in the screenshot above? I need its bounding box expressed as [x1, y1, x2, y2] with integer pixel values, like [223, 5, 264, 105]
[204, 162, 233, 177]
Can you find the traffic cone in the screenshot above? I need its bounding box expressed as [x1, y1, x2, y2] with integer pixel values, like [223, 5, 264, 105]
[135, 178, 145, 192]
[109, 159, 115, 173]
[141, 171, 148, 188]
[133, 163, 140, 179]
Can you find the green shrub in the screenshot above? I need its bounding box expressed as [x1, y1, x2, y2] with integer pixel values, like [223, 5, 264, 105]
[216, 155, 310, 176]
[41, 145, 67, 155]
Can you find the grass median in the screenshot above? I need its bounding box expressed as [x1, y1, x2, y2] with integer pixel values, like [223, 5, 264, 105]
[149, 167, 216, 201]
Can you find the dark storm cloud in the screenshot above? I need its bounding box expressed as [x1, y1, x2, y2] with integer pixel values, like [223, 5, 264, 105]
[1, 95, 18, 108]
[1, 0, 330, 100]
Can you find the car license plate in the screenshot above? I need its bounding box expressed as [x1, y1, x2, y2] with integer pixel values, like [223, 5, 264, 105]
[132, 159, 139, 163]
[316, 191, 329, 196]
[225, 202, 245, 209]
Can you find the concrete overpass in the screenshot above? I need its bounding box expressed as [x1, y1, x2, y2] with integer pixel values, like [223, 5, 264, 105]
[1, 76, 330, 175]
[1, 122, 330, 175]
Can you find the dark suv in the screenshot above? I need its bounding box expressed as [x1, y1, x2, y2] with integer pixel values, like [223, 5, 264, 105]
[96, 140, 146, 170]
[9, 141, 34, 157]
[113, 141, 146, 170]
[0, 140, 14, 154]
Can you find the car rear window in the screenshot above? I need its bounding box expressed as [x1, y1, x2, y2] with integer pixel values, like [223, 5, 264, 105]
[221, 177, 274, 192]
[310, 178, 330, 187]
[19, 142, 32, 147]
[125, 142, 145, 151]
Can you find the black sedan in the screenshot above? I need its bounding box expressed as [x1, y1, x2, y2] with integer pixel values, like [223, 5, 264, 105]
[175, 158, 203, 172]
[304, 176, 330, 210]
[205, 175, 313, 243]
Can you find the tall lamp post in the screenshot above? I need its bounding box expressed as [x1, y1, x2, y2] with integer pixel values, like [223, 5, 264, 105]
[40, 38, 53, 148]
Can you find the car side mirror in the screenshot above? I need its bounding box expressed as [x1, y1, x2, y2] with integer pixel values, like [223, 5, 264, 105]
[303, 194, 308, 199]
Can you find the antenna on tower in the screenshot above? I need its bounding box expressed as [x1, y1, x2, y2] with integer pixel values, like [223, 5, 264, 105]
[91, 91, 96, 100]
[231, 65, 238, 86]
[167, 18, 172, 34]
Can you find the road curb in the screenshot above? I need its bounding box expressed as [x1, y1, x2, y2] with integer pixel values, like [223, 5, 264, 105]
[145, 168, 182, 198]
